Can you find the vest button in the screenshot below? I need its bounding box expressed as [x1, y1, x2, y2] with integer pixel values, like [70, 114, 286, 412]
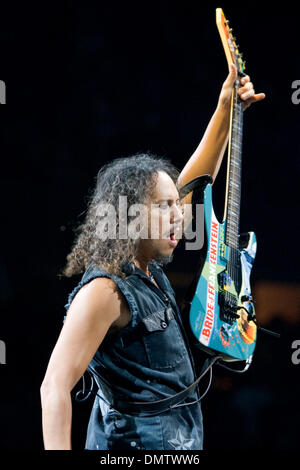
[161, 321, 168, 329]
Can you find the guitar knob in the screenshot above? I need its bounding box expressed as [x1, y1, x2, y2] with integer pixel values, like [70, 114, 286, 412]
[241, 294, 252, 303]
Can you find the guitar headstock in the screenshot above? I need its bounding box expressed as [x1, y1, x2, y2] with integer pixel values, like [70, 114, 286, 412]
[216, 8, 246, 74]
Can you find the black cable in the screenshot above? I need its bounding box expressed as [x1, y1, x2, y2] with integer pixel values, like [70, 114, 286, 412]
[75, 356, 219, 415]
[237, 306, 280, 338]
[170, 366, 213, 408]
[216, 356, 253, 374]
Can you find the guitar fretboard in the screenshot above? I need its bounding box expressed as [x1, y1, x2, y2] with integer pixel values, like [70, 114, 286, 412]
[225, 79, 243, 249]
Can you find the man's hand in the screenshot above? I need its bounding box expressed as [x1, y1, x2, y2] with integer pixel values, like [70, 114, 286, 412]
[218, 63, 266, 111]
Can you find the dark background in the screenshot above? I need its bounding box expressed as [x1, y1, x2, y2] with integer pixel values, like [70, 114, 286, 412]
[0, 0, 299, 451]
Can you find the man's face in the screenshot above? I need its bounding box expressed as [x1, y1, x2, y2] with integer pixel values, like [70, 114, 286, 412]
[136, 171, 184, 264]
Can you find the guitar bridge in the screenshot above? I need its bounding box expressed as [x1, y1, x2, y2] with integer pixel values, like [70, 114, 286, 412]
[219, 291, 239, 325]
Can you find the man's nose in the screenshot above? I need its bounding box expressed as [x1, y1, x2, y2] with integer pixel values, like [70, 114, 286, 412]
[171, 204, 184, 224]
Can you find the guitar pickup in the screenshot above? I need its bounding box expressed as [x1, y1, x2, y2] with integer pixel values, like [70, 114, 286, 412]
[219, 291, 239, 325]
[218, 271, 232, 290]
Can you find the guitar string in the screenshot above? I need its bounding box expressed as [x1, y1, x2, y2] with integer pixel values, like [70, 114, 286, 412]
[227, 82, 243, 296]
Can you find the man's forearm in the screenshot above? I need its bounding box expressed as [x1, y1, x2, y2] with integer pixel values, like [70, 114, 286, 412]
[178, 102, 230, 191]
[41, 387, 72, 450]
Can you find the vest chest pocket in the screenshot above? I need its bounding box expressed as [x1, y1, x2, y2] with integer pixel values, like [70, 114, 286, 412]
[142, 307, 189, 370]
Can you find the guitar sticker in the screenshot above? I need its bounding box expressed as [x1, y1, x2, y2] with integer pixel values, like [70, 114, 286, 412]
[200, 215, 219, 346]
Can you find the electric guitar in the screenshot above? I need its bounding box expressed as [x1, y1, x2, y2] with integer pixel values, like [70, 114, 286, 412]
[182, 9, 258, 363]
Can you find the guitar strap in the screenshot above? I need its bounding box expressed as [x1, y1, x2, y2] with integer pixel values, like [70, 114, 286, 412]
[178, 174, 212, 200]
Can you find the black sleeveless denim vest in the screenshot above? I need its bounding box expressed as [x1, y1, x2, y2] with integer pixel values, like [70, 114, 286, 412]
[64, 260, 204, 450]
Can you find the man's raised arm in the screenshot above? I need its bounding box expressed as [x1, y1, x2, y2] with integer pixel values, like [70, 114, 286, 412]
[178, 64, 265, 202]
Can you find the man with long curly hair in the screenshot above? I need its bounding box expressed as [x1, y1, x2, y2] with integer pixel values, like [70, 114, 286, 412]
[40, 64, 265, 450]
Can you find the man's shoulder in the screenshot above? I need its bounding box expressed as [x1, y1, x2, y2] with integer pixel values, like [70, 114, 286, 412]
[68, 276, 126, 328]
[87, 278, 132, 333]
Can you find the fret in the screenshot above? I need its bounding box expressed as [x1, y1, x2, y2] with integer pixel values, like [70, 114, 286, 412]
[227, 223, 239, 230]
[226, 224, 238, 231]
[231, 147, 241, 154]
[226, 240, 239, 249]
[228, 190, 240, 197]
[229, 167, 240, 174]
[226, 227, 238, 236]
[230, 164, 241, 171]
[226, 232, 238, 239]
[232, 127, 242, 136]
[226, 229, 238, 236]
[227, 226, 239, 235]
[227, 233, 239, 242]
[227, 198, 240, 207]
[226, 235, 238, 242]
[229, 174, 240, 181]
[230, 200, 239, 207]
[227, 218, 239, 225]
[232, 124, 243, 135]
[230, 155, 241, 164]
[226, 232, 238, 240]
[226, 229, 239, 238]
[229, 221, 239, 232]
[228, 208, 240, 218]
[229, 154, 241, 160]
[231, 142, 241, 151]
[228, 171, 241, 178]
[228, 198, 240, 207]
[225, 78, 243, 246]
[227, 214, 239, 222]
[226, 231, 237, 238]
[227, 215, 239, 222]
[228, 199, 240, 210]
[230, 153, 241, 161]
[229, 209, 239, 218]
[229, 178, 241, 186]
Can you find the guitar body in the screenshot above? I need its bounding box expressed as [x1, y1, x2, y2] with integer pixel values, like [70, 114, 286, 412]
[189, 180, 257, 361]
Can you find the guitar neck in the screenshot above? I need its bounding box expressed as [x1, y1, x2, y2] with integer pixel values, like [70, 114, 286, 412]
[224, 78, 244, 249]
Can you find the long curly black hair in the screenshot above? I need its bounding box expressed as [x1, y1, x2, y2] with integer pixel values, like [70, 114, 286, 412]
[61, 152, 180, 278]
